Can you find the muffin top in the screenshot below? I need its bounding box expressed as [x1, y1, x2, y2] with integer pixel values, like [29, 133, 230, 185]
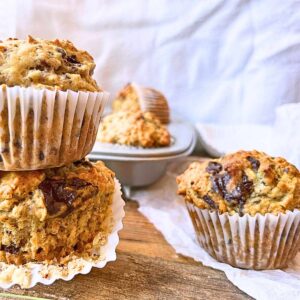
[112, 83, 140, 112]
[177, 150, 300, 216]
[0, 159, 114, 220]
[97, 110, 171, 148]
[0, 36, 100, 92]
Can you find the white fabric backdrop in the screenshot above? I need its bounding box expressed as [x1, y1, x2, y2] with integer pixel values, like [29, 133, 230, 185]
[1, 0, 300, 125]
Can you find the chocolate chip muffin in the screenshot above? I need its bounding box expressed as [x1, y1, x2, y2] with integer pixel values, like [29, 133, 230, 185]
[97, 110, 171, 148]
[112, 83, 170, 124]
[0, 36, 100, 92]
[177, 150, 300, 270]
[0, 159, 115, 265]
[177, 150, 300, 216]
[0, 36, 108, 171]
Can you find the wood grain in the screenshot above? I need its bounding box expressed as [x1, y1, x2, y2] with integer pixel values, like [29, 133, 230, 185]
[1, 201, 251, 300]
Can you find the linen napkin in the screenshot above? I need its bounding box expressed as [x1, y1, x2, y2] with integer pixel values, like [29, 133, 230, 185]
[131, 157, 300, 300]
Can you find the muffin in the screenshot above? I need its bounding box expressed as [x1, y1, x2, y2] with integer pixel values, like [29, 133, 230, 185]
[0, 36, 108, 170]
[177, 150, 300, 269]
[97, 110, 171, 148]
[112, 83, 170, 124]
[0, 159, 115, 265]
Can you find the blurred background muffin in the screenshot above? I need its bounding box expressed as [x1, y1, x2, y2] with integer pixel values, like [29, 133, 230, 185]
[112, 83, 170, 124]
[97, 110, 171, 148]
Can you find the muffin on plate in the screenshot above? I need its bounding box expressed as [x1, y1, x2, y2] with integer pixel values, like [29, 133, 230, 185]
[97, 110, 171, 148]
[0, 159, 115, 265]
[0, 36, 108, 171]
[177, 150, 300, 270]
[112, 83, 170, 124]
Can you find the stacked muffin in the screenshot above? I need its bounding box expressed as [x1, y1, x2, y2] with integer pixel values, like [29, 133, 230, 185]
[0, 36, 114, 265]
[98, 83, 171, 148]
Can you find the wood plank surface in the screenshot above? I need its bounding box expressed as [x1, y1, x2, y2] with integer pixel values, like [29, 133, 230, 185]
[1, 201, 251, 300]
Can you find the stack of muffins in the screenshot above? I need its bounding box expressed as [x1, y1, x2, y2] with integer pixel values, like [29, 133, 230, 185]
[97, 83, 172, 148]
[0, 36, 115, 266]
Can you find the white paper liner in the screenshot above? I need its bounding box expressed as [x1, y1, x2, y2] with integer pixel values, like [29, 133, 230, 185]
[186, 202, 300, 270]
[0, 178, 125, 289]
[132, 82, 170, 124]
[0, 85, 109, 170]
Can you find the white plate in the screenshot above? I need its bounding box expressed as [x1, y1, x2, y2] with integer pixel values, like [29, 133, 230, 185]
[92, 117, 195, 158]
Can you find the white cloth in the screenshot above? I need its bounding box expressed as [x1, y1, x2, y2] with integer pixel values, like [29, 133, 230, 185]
[131, 158, 300, 300]
[1, 0, 300, 125]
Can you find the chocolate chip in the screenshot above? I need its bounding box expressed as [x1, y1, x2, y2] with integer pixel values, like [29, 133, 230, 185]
[211, 173, 231, 197]
[247, 156, 260, 171]
[0, 155, 2, 162]
[37, 247, 43, 254]
[0, 244, 20, 254]
[66, 54, 80, 64]
[203, 195, 217, 209]
[13, 140, 22, 149]
[73, 159, 93, 168]
[39, 177, 98, 216]
[211, 171, 253, 215]
[224, 173, 253, 213]
[206, 161, 223, 174]
[283, 168, 289, 173]
[56, 47, 67, 58]
[39, 151, 45, 161]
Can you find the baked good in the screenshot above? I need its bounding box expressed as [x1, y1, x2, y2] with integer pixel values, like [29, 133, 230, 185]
[0, 159, 115, 265]
[0, 36, 100, 92]
[0, 36, 107, 171]
[177, 150, 300, 269]
[112, 83, 170, 124]
[97, 110, 171, 148]
[177, 150, 300, 216]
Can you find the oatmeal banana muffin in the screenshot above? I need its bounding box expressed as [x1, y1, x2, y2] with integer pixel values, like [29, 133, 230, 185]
[112, 83, 170, 124]
[97, 110, 171, 148]
[0, 159, 115, 265]
[0, 36, 100, 91]
[177, 150, 300, 216]
[177, 150, 300, 269]
[0, 36, 107, 171]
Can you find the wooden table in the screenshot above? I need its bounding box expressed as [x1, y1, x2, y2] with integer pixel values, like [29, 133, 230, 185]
[1, 201, 251, 300]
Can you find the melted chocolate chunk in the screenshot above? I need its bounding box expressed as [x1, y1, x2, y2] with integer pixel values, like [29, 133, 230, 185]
[211, 172, 253, 215]
[211, 173, 231, 197]
[247, 156, 260, 171]
[206, 162, 223, 174]
[39, 177, 94, 216]
[203, 195, 217, 209]
[0, 244, 20, 254]
[39, 151, 45, 161]
[66, 54, 80, 64]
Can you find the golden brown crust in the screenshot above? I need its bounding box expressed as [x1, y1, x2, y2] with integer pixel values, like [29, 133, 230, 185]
[0, 159, 115, 264]
[97, 110, 171, 148]
[112, 83, 140, 112]
[0, 36, 100, 92]
[177, 150, 300, 216]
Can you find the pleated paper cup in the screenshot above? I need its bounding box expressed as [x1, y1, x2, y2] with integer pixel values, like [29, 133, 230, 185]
[0, 178, 125, 289]
[131, 83, 170, 124]
[186, 201, 300, 270]
[0, 85, 109, 170]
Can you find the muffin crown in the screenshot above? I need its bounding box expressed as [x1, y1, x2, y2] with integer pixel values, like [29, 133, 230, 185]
[177, 150, 300, 215]
[0, 36, 100, 91]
